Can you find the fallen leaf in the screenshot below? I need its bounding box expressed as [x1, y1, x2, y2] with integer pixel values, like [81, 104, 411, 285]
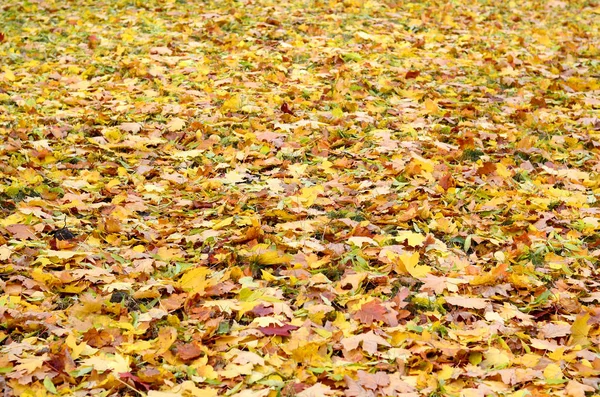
[352, 300, 388, 325]
[175, 342, 203, 361]
[565, 380, 595, 397]
[341, 331, 391, 355]
[221, 94, 242, 112]
[445, 296, 489, 309]
[79, 353, 131, 375]
[280, 102, 294, 115]
[13, 354, 49, 374]
[166, 117, 186, 132]
[119, 122, 143, 133]
[296, 383, 336, 397]
[395, 231, 426, 247]
[394, 251, 432, 278]
[257, 323, 299, 336]
[0, 246, 11, 260]
[570, 313, 591, 346]
[5, 224, 37, 240]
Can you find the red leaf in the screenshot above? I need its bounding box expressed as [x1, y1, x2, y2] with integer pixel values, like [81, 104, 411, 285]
[175, 341, 203, 361]
[530, 96, 546, 108]
[405, 70, 420, 79]
[438, 172, 455, 190]
[265, 17, 281, 26]
[280, 102, 294, 115]
[476, 162, 497, 176]
[82, 328, 113, 348]
[88, 34, 100, 49]
[251, 303, 274, 317]
[48, 345, 76, 374]
[119, 372, 151, 391]
[352, 299, 388, 325]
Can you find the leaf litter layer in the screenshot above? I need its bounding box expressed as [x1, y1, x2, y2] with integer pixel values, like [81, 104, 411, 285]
[0, 0, 599, 396]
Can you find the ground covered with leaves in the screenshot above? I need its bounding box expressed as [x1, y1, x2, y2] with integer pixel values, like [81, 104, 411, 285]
[0, 0, 599, 395]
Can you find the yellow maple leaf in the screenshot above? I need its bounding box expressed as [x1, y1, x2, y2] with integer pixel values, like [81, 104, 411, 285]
[179, 266, 210, 294]
[154, 327, 177, 355]
[331, 107, 344, 119]
[79, 353, 131, 375]
[481, 347, 510, 369]
[223, 170, 246, 184]
[121, 29, 135, 42]
[102, 127, 122, 143]
[298, 185, 324, 207]
[44, 250, 90, 259]
[496, 163, 512, 178]
[246, 244, 291, 265]
[288, 163, 308, 178]
[305, 254, 330, 269]
[423, 98, 441, 115]
[172, 149, 205, 160]
[118, 340, 154, 354]
[221, 94, 242, 112]
[392, 251, 432, 278]
[570, 313, 590, 346]
[190, 355, 218, 380]
[428, 217, 457, 234]
[219, 363, 254, 379]
[156, 246, 184, 262]
[437, 364, 455, 381]
[13, 354, 49, 374]
[3, 69, 16, 82]
[535, 34, 553, 47]
[395, 231, 426, 247]
[31, 267, 61, 286]
[166, 117, 186, 132]
[212, 216, 234, 230]
[21, 168, 43, 185]
[543, 363, 564, 382]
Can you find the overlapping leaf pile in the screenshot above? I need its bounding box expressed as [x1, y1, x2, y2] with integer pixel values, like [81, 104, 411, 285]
[1, 0, 599, 395]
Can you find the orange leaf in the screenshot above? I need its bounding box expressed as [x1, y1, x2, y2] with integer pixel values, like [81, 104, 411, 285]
[352, 300, 388, 325]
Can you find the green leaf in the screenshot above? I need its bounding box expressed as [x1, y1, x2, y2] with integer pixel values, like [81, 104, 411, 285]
[44, 377, 58, 394]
